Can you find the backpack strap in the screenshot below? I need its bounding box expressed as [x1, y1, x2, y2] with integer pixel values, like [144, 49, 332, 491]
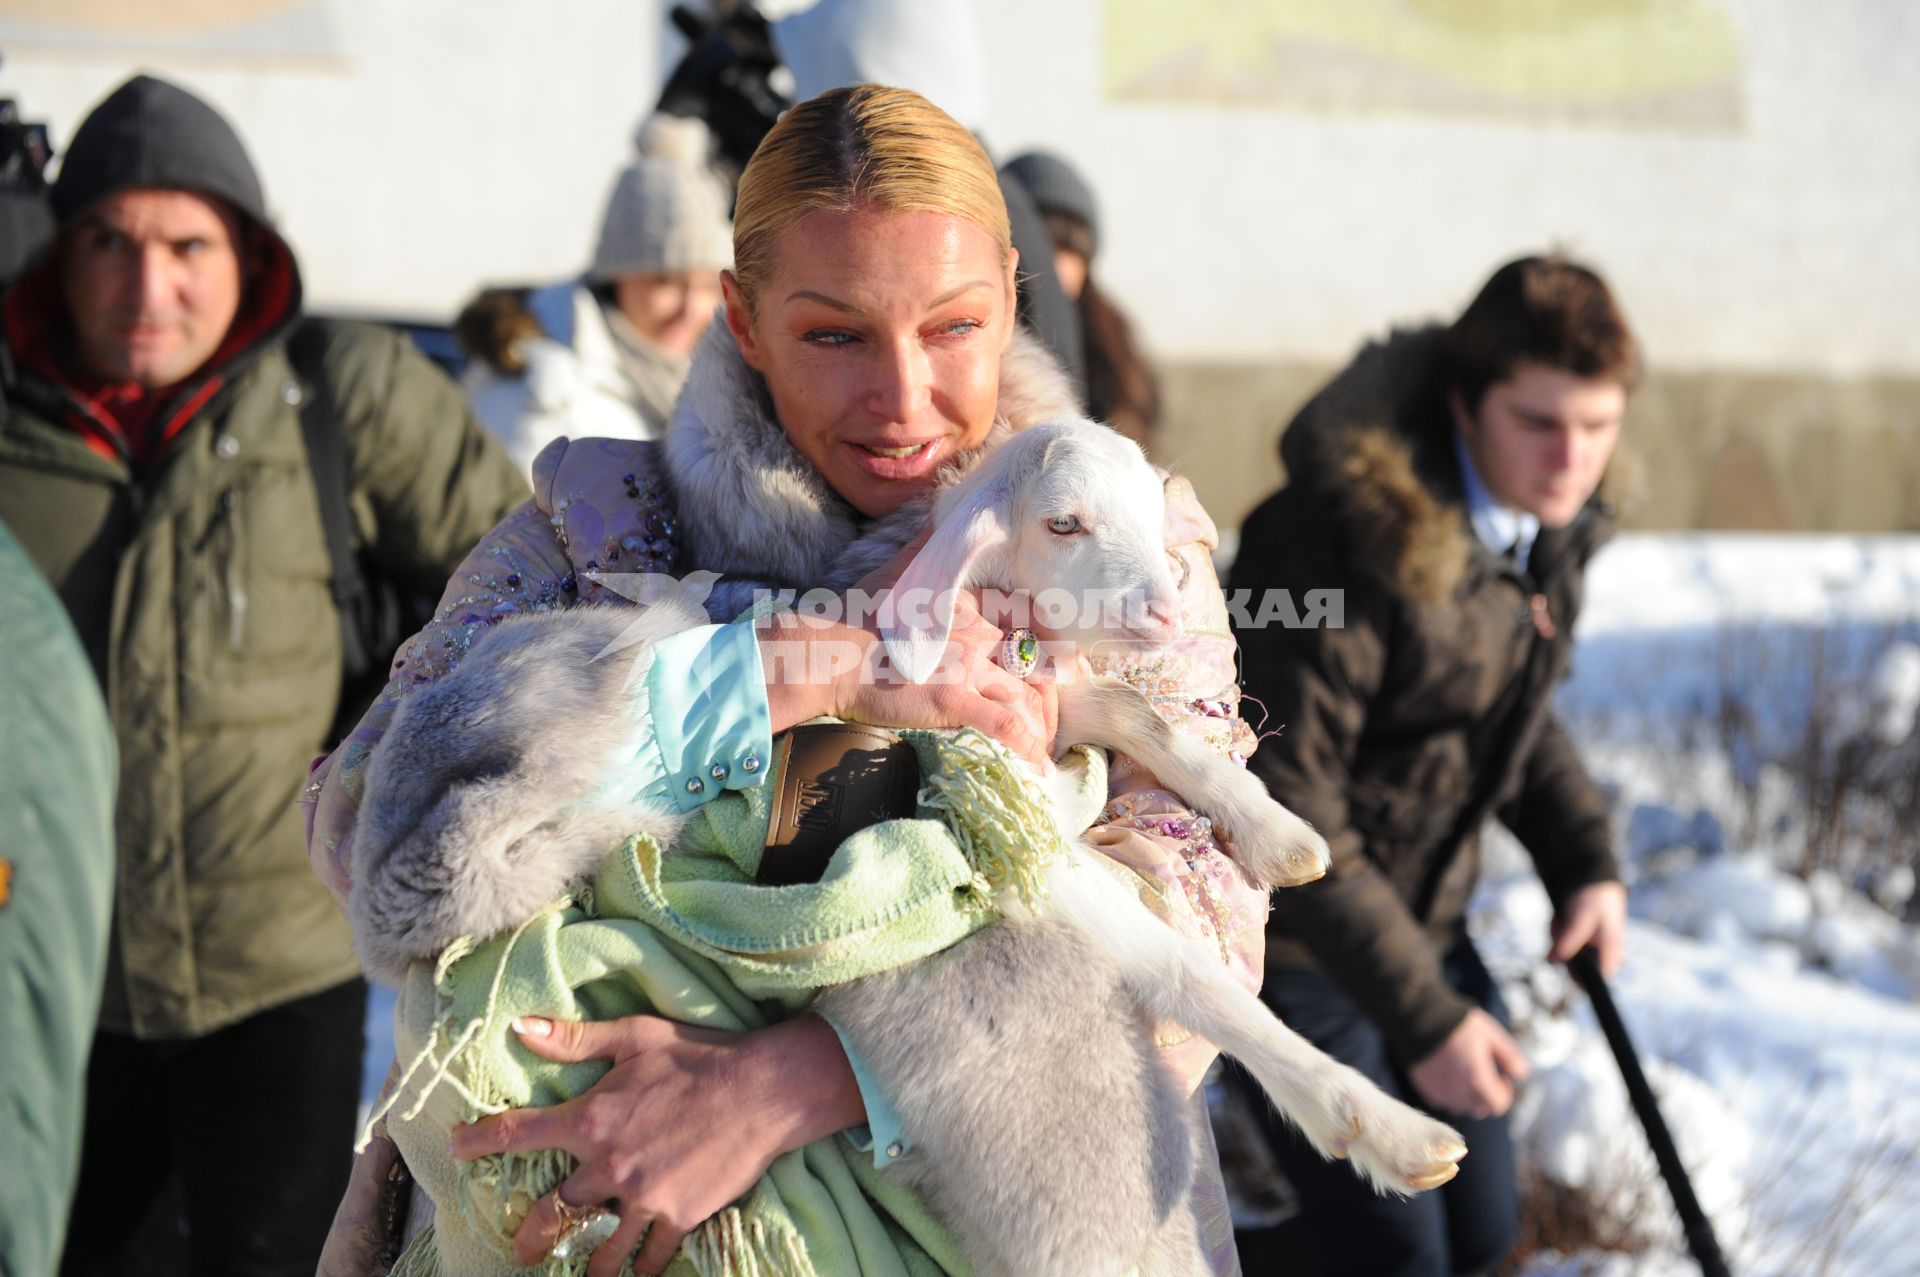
[284, 320, 376, 680]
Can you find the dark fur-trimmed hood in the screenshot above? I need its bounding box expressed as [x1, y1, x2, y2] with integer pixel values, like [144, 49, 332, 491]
[1277, 325, 1629, 605]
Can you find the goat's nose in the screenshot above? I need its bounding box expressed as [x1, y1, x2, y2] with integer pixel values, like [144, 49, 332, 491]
[1137, 593, 1182, 639]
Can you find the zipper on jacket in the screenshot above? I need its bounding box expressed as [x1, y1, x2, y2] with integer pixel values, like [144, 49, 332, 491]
[222, 488, 248, 651]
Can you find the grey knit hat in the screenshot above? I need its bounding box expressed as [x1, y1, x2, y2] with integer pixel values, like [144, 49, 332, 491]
[588, 114, 733, 281]
[1000, 150, 1099, 258]
[53, 74, 268, 227]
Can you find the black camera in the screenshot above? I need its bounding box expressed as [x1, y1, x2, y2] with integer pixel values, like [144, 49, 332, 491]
[1, 96, 53, 192]
[657, 3, 789, 176]
[1, 50, 52, 193]
[1, 53, 56, 286]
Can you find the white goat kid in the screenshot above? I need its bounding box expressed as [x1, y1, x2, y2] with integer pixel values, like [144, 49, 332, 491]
[873, 418, 1468, 1200]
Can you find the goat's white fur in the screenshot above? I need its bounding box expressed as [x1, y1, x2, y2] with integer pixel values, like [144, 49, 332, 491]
[882, 422, 1180, 681]
[870, 418, 1467, 1202]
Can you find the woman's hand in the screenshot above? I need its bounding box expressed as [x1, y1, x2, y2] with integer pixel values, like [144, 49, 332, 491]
[451, 1013, 863, 1277]
[842, 588, 1060, 762]
[757, 594, 1059, 768]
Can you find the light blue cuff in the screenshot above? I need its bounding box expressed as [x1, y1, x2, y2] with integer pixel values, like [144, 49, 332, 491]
[642, 618, 775, 813]
[821, 1017, 912, 1169]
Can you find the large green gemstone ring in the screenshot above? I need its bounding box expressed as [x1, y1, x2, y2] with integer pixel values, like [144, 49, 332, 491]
[999, 627, 1040, 680]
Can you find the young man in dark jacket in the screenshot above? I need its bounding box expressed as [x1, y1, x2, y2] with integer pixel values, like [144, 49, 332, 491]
[1228, 256, 1638, 1276]
[0, 75, 528, 1275]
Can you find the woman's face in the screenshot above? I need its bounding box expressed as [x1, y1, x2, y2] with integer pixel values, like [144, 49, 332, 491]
[1051, 245, 1088, 303]
[613, 269, 723, 359]
[723, 207, 1015, 518]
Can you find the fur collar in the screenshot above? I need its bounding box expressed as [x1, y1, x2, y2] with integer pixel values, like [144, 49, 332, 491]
[1279, 326, 1628, 604]
[663, 315, 1081, 594]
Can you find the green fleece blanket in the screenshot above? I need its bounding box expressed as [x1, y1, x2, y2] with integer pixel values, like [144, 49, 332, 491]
[373, 728, 1107, 1277]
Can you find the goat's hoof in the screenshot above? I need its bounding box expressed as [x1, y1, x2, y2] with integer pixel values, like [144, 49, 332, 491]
[1406, 1164, 1462, 1191]
[1282, 851, 1328, 887]
[1377, 1128, 1467, 1194]
[1344, 1103, 1467, 1196]
[1253, 826, 1330, 889]
[1404, 1139, 1468, 1191]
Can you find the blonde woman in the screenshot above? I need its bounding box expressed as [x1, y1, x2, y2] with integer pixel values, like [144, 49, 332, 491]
[312, 86, 1266, 1277]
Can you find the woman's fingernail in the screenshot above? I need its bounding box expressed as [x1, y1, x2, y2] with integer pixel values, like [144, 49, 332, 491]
[511, 1015, 552, 1038]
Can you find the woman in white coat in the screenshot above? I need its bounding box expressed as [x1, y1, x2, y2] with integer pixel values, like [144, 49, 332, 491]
[456, 114, 732, 476]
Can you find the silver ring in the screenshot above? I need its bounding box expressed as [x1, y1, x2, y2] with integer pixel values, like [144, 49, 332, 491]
[999, 627, 1039, 680]
[549, 1197, 621, 1262]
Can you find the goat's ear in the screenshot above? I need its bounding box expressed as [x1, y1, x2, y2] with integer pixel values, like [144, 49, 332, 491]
[882, 479, 1010, 684]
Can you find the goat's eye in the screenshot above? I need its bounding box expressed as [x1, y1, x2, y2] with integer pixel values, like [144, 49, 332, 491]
[1047, 514, 1083, 535]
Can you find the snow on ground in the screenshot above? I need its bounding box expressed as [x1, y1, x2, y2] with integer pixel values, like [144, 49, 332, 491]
[1475, 850, 1920, 1276]
[1484, 533, 1920, 1276]
[1579, 535, 1920, 634]
[1561, 536, 1920, 754]
[362, 533, 1920, 1272]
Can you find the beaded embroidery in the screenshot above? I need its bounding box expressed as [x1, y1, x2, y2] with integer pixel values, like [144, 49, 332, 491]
[1101, 791, 1245, 969]
[390, 466, 678, 687]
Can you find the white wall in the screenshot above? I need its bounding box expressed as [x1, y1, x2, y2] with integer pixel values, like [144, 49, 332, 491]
[8, 1, 1915, 378]
[4, 0, 661, 317]
[969, 0, 1920, 376]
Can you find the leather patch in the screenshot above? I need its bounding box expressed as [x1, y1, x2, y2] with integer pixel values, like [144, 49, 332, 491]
[762, 723, 922, 886]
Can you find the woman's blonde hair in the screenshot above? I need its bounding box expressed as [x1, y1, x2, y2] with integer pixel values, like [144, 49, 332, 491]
[731, 84, 1012, 311]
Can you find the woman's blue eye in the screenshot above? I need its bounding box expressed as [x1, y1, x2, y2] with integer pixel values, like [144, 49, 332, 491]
[944, 320, 981, 336]
[805, 330, 856, 347]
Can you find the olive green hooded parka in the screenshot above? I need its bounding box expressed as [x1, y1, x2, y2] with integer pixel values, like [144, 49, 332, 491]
[0, 75, 528, 1038]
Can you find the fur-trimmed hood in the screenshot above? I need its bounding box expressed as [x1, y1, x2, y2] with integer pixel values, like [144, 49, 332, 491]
[1277, 325, 1626, 605]
[663, 314, 1082, 599]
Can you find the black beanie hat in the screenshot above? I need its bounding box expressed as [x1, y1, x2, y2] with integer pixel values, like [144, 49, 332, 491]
[51, 74, 269, 228]
[1000, 151, 1100, 259]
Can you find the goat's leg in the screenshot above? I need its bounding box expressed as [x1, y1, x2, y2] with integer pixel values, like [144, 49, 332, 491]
[1056, 678, 1330, 888]
[1032, 854, 1467, 1196]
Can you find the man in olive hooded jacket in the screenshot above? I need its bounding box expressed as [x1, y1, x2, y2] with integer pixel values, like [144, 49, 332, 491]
[0, 74, 528, 1275]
